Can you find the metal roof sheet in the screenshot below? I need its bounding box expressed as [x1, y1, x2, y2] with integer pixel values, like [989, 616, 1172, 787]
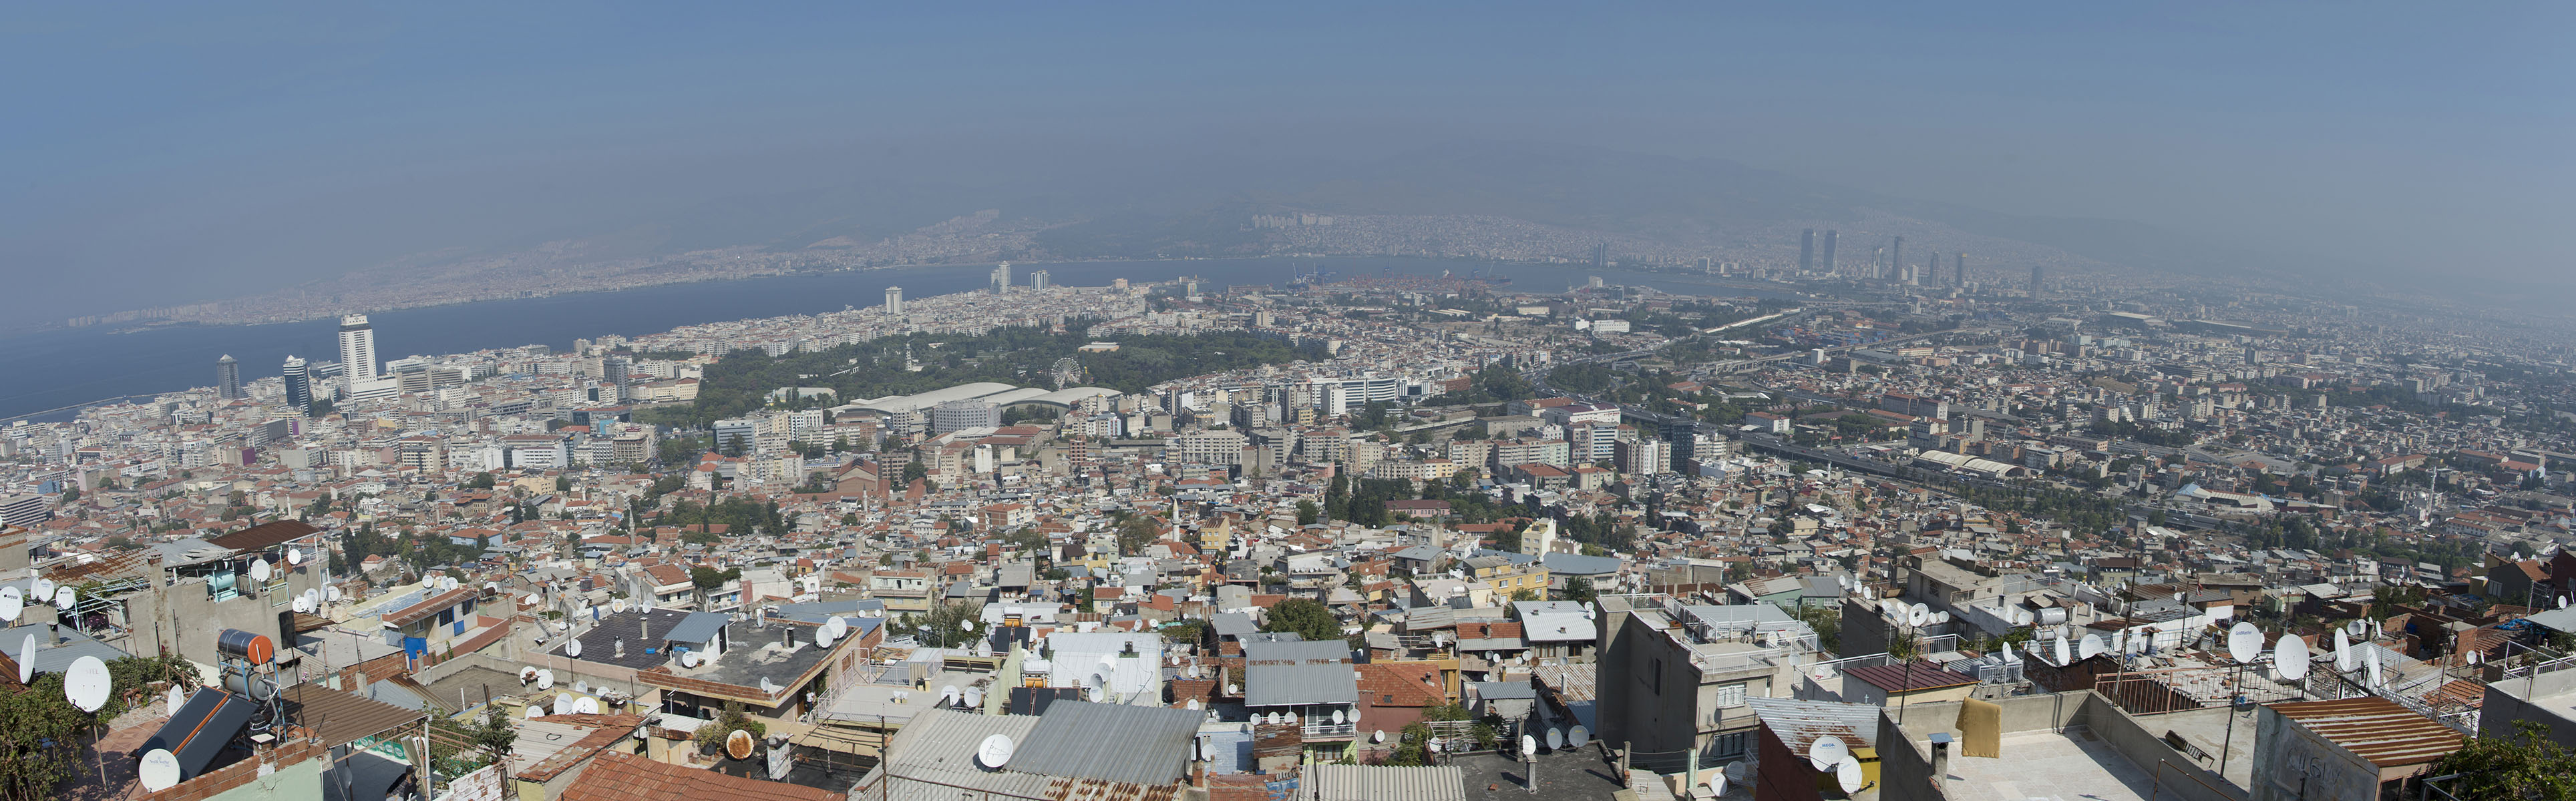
[1744, 696, 1881, 754]
[1244, 662, 1359, 707]
[1010, 700, 1204, 785]
[662, 611, 732, 645]
[1299, 764, 1467, 801]
[2267, 697, 2464, 769]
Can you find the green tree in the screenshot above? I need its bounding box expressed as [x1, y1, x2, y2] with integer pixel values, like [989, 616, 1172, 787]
[909, 600, 983, 648]
[1296, 500, 1320, 526]
[1561, 577, 1596, 605]
[1115, 515, 1161, 556]
[1263, 598, 1344, 644]
[556, 476, 572, 493]
[2427, 720, 2576, 800]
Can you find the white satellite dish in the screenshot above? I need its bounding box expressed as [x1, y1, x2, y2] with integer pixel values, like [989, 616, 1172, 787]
[1087, 686, 1104, 702]
[166, 686, 184, 716]
[612, 599, 626, 613]
[286, 547, 304, 565]
[574, 681, 590, 695]
[1809, 736, 1849, 772]
[1226, 683, 1239, 696]
[2078, 633, 2106, 660]
[17, 633, 36, 684]
[941, 685, 961, 707]
[574, 697, 600, 715]
[1372, 730, 1385, 743]
[1907, 605, 1928, 627]
[1570, 725, 1590, 748]
[326, 585, 342, 602]
[1710, 774, 1729, 797]
[0, 586, 21, 619]
[1187, 699, 1202, 710]
[31, 578, 56, 602]
[825, 616, 850, 641]
[2052, 634, 2071, 667]
[527, 705, 544, 718]
[1933, 611, 1952, 625]
[682, 651, 703, 668]
[54, 586, 75, 609]
[814, 628, 834, 647]
[1520, 734, 1537, 756]
[1428, 738, 1443, 754]
[966, 686, 984, 707]
[521, 665, 539, 682]
[1835, 755, 1868, 794]
[250, 560, 271, 582]
[1331, 709, 1344, 725]
[138, 749, 183, 792]
[2346, 619, 2366, 637]
[2366, 649, 2384, 687]
[303, 588, 321, 607]
[2561, 596, 2568, 609]
[1546, 728, 1565, 750]
[2275, 634, 2311, 681]
[2333, 630, 2354, 670]
[293, 595, 314, 613]
[2225, 621, 2263, 665]
[536, 669, 555, 690]
[977, 734, 1016, 768]
[567, 639, 583, 658]
[1286, 711, 1299, 726]
[64, 656, 112, 712]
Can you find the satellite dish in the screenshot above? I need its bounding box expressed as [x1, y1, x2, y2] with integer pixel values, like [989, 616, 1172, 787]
[326, 585, 342, 601]
[54, 586, 75, 609]
[574, 680, 590, 695]
[2366, 648, 2384, 687]
[521, 665, 539, 682]
[2275, 635, 2311, 681]
[941, 685, 960, 707]
[0, 586, 20, 619]
[825, 616, 850, 641]
[250, 560, 272, 583]
[1286, 711, 1299, 726]
[612, 599, 628, 613]
[138, 749, 182, 792]
[1331, 709, 1344, 725]
[2052, 635, 2071, 667]
[17, 633, 36, 684]
[166, 686, 184, 716]
[574, 697, 600, 714]
[286, 547, 304, 565]
[1907, 606, 1928, 627]
[1187, 699, 1202, 710]
[814, 629, 834, 647]
[64, 656, 112, 712]
[536, 670, 555, 690]
[2334, 629, 2354, 674]
[977, 734, 1016, 768]
[567, 639, 583, 658]
[1088, 686, 1105, 702]
[1372, 730, 1385, 743]
[1934, 611, 1952, 625]
[965, 687, 984, 708]
[725, 729, 756, 760]
[2078, 634, 2106, 660]
[527, 705, 544, 718]
[1547, 728, 1565, 750]
[1835, 755, 1868, 794]
[2346, 619, 2366, 637]
[293, 595, 314, 613]
[2561, 596, 2568, 609]
[1809, 736, 1849, 772]
[302, 588, 321, 607]
[1710, 774, 1729, 797]
[1570, 726, 1590, 748]
[2225, 622, 2263, 665]
[1428, 738, 1442, 754]
[682, 651, 702, 668]
[1521, 734, 1538, 756]
[31, 578, 56, 602]
[1226, 684, 1239, 696]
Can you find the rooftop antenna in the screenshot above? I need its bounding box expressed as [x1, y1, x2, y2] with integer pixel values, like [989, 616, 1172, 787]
[16, 633, 35, 684]
[1808, 736, 1849, 772]
[977, 734, 1016, 768]
[2275, 635, 2311, 682]
[2218, 621, 2265, 778]
[1835, 755, 1872, 795]
[0, 586, 21, 620]
[63, 656, 112, 712]
[137, 749, 182, 793]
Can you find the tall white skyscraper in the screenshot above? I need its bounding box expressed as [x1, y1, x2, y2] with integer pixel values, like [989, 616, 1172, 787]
[1030, 269, 1051, 290]
[990, 261, 1011, 294]
[884, 286, 904, 315]
[281, 356, 311, 414]
[339, 314, 379, 383]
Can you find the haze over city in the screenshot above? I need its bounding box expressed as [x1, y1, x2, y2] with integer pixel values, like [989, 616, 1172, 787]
[5, 6, 2576, 801]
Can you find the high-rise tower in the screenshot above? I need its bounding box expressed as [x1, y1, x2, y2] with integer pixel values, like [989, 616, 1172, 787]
[281, 356, 311, 414]
[990, 262, 1012, 294]
[1031, 270, 1051, 290]
[215, 354, 243, 400]
[885, 286, 905, 315]
[1821, 230, 1838, 274]
[338, 314, 379, 384]
[2031, 265, 2046, 296]
[1799, 229, 1815, 273]
[1954, 253, 1966, 288]
[1889, 237, 1903, 282]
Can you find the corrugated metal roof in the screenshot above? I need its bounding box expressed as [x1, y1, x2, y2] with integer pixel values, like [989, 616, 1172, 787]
[282, 684, 429, 747]
[1242, 640, 1349, 664]
[2267, 697, 2463, 769]
[662, 611, 731, 645]
[1009, 700, 1204, 785]
[0, 624, 132, 680]
[1245, 662, 1359, 707]
[1744, 696, 1881, 754]
[1299, 764, 1467, 801]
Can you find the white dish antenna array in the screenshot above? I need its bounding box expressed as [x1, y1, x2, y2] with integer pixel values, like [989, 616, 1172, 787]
[326, 585, 343, 602]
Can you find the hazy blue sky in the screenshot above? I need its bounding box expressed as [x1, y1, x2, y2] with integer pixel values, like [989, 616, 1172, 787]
[4, 3, 2568, 314]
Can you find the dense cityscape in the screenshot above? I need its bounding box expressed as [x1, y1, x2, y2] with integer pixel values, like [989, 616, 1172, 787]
[10, 236, 2576, 801]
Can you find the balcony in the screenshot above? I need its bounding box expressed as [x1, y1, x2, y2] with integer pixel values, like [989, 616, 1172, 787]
[1302, 722, 1358, 740]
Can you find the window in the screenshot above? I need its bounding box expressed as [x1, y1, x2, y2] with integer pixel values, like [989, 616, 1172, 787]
[1713, 682, 1747, 708]
[1650, 658, 1664, 695]
[1708, 731, 1751, 760]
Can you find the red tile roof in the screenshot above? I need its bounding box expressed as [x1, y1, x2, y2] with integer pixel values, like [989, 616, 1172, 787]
[561, 752, 844, 801]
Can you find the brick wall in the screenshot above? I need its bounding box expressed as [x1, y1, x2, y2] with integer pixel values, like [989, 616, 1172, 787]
[431, 762, 508, 801]
[135, 735, 329, 801]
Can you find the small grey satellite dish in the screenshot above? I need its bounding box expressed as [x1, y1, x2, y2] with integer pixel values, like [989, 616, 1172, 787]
[1569, 726, 1590, 748]
[1546, 728, 1565, 750]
